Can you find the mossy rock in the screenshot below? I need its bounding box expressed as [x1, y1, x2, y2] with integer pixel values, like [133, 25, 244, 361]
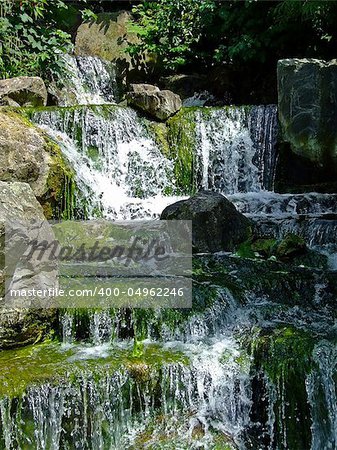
[166, 108, 197, 194]
[39, 136, 76, 220]
[276, 233, 306, 259]
[249, 326, 316, 449]
[0, 108, 76, 219]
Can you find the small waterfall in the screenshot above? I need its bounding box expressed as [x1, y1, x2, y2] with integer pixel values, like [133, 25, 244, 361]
[0, 339, 251, 450]
[49, 55, 119, 106]
[33, 106, 181, 219]
[229, 192, 337, 265]
[307, 340, 337, 450]
[192, 105, 278, 194]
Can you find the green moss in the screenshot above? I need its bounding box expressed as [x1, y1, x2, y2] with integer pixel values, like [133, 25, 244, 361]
[250, 326, 316, 449]
[0, 341, 189, 399]
[276, 233, 306, 259]
[42, 137, 76, 220]
[145, 120, 170, 157]
[251, 326, 316, 381]
[167, 108, 197, 194]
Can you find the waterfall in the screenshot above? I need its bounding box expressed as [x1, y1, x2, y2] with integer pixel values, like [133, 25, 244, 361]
[49, 55, 119, 106]
[0, 337, 252, 449]
[33, 106, 181, 219]
[32, 104, 278, 219]
[192, 105, 278, 194]
[1, 55, 335, 450]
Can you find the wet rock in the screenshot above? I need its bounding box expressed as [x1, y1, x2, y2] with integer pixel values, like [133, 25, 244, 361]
[276, 233, 306, 259]
[277, 59, 337, 188]
[0, 110, 74, 219]
[74, 11, 150, 87]
[160, 74, 209, 100]
[127, 84, 182, 121]
[0, 181, 57, 349]
[161, 191, 252, 253]
[0, 76, 47, 107]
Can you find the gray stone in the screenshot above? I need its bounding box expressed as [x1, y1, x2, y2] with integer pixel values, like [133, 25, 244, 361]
[0, 76, 47, 107]
[0, 182, 57, 349]
[161, 191, 252, 253]
[127, 84, 182, 121]
[0, 110, 74, 218]
[278, 58, 337, 170]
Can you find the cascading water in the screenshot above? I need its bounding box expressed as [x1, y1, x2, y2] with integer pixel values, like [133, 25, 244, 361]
[1, 54, 337, 450]
[31, 103, 279, 219]
[192, 105, 278, 193]
[49, 55, 120, 106]
[33, 106, 181, 219]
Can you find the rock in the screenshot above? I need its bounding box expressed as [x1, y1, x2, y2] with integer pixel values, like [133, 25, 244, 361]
[277, 59, 337, 188]
[160, 74, 209, 100]
[75, 11, 137, 63]
[0, 76, 47, 107]
[74, 10, 151, 86]
[127, 84, 182, 121]
[0, 181, 57, 349]
[161, 191, 252, 253]
[0, 110, 74, 219]
[276, 233, 306, 259]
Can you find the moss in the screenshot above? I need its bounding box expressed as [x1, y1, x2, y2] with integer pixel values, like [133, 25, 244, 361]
[42, 137, 76, 220]
[167, 108, 197, 194]
[276, 233, 306, 259]
[249, 326, 317, 449]
[2, 107, 77, 220]
[145, 120, 170, 157]
[251, 326, 316, 381]
[236, 239, 256, 259]
[0, 341, 189, 399]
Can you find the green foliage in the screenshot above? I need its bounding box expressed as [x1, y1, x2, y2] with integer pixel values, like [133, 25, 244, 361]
[0, 0, 72, 80]
[127, 0, 215, 70]
[127, 0, 337, 73]
[80, 8, 98, 23]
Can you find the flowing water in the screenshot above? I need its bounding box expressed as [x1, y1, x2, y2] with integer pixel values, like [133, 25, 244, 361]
[49, 55, 120, 106]
[1, 56, 337, 450]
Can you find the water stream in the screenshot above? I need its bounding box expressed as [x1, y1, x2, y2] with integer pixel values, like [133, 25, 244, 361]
[0, 55, 336, 450]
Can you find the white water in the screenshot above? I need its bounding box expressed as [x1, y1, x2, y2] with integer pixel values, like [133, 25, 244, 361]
[193, 105, 278, 193]
[49, 55, 119, 106]
[33, 104, 278, 219]
[34, 106, 182, 219]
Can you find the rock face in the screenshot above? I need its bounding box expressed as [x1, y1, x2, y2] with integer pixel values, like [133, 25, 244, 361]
[75, 11, 135, 62]
[0, 181, 57, 349]
[0, 76, 47, 107]
[127, 84, 182, 121]
[161, 191, 252, 253]
[0, 110, 74, 218]
[74, 10, 146, 84]
[277, 59, 337, 190]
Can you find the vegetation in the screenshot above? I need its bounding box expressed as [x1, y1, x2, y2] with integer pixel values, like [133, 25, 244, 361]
[0, 0, 94, 81]
[127, 0, 337, 73]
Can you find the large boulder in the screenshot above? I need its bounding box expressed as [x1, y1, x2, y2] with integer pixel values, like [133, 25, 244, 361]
[75, 11, 137, 63]
[0, 181, 57, 349]
[161, 191, 252, 253]
[0, 110, 74, 218]
[127, 84, 182, 121]
[277, 59, 337, 191]
[0, 76, 47, 107]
